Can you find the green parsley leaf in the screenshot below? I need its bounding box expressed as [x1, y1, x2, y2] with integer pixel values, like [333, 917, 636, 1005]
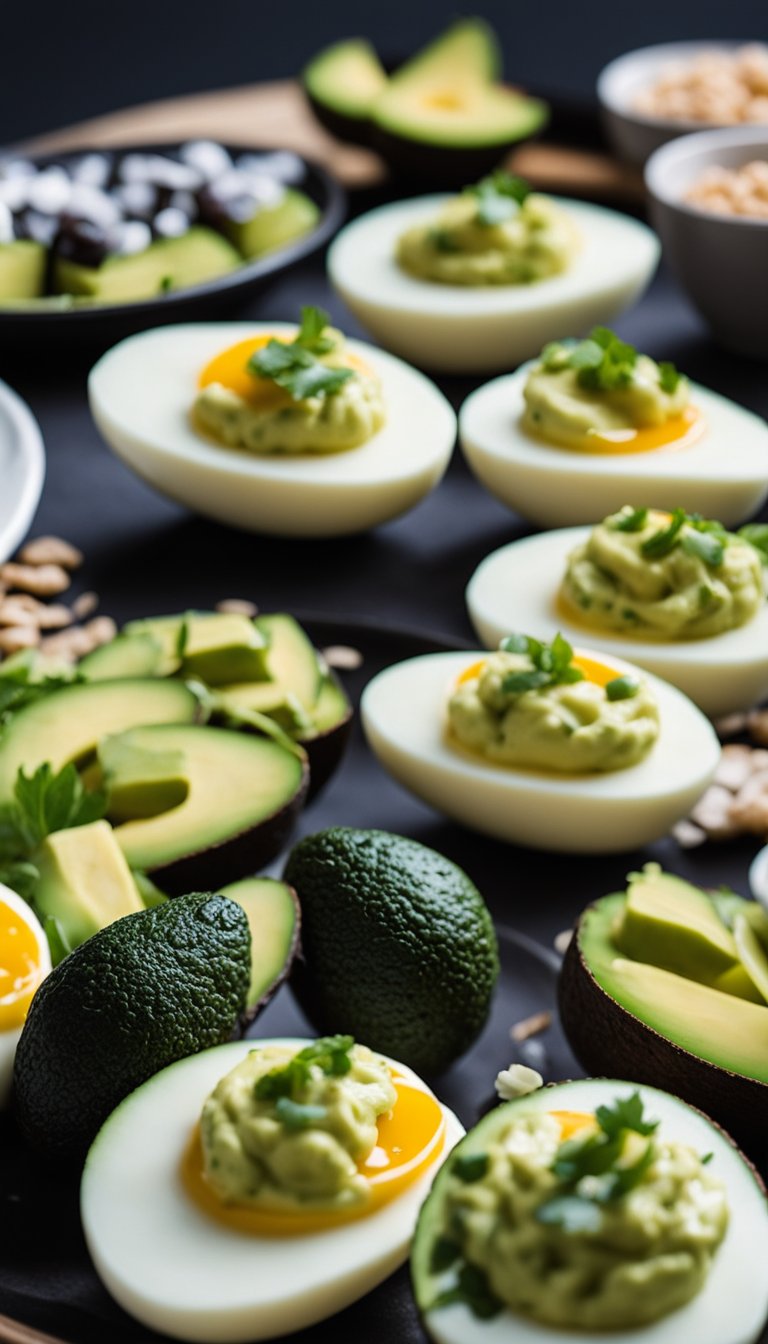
[681, 529, 725, 567]
[254, 1035, 355, 1101]
[429, 1263, 503, 1321]
[738, 523, 768, 565]
[0, 762, 107, 905]
[274, 1097, 328, 1132]
[427, 228, 462, 254]
[641, 507, 687, 559]
[499, 633, 585, 698]
[608, 1139, 656, 1198]
[605, 676, 640, 702]
[453, 1152, 490, 1183]
[610, 506, 649, 533]
[295, 305, 335, 353]
[535, 1194, 603, 1233]
[658, 360, 681, 393]
[248, 309, 354, 402]
[565, 327, 637, 392]
[595, 1092, 659, 1140]
[470, 171, 530, 227]
[430, 1236, 462, 1273]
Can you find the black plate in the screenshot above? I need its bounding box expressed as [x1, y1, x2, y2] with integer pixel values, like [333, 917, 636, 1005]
[0, 143, 346, 354]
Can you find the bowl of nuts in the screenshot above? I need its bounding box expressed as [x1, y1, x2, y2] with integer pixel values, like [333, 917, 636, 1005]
[598, 41, 768, 167]
[645, 126, 768, 359]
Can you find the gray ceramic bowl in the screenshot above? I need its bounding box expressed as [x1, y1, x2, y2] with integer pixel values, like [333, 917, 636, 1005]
[597, 40, 762, 167]
[645, 127, 768, 359]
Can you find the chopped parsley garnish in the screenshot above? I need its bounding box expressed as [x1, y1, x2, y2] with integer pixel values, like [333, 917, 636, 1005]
[738, 522, 768, 566]
[428, 1262, 503, 1321]
[274, 1097, 329, 1132]
[605, 676, 640, 701]
[541, 328, 682, 395]
[254, 1035, 354, 1101]
[641, 509, 728, 565]
[610, 506, 649, 533]
[470, 170, 530, 226]
[453, 1152, 490, 1183]
[247, 306, 354, 402]
[535, 1193, 603, 1233]
[0, 762, 106, 901]
[499, 632, 584, 696]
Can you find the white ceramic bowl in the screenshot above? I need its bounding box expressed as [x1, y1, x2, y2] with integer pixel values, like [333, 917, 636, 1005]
[646, 127, 768, 358]
[597, 40, 762, 166]
[327, 195, 659, 375]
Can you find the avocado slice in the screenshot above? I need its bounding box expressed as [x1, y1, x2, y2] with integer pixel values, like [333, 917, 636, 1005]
[218, 875, 300, 1015]
[223, 189, 320, 260]
[215, 682, 314, 736]
[100, 735, 189, 821]
[613, 864, 741, 986]
[255, 613, 322, 710]
[0, 678, 201, 804]
[79, 631, 165, 681]
[303, 38, 389, 145]
[53, 226, 240, 304]
[105, 723, 307, 892]
[0, 240, 46, 300]
[124, 611, 270, 685]
[13, 892, 251, 1158]
[33, 818, 144, 950]
[559, 887, 768, 1158]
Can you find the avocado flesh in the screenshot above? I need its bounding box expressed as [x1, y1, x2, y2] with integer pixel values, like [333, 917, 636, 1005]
[305, 674, 352, 736]
[13, 892, 251, 1159]
[125, 612, 269, 685]
[733, 913, 768, 1004]
[390, 18, 501, 90]
[215, 682, 313, 736]
[80, 632, 165, 681]
[100, 735, 189, 821]
[579, 894, 768, 1084]
[219, 875, 299, 1011]
[614, 866, 740, 985]
[255, 613, 322, 710]
[0, 240, 46, 300]
[33, 819, 144, 950]
[224, 190, 320, 260]
[107, 723, 306, 879]
[0, 678, 200, 804]
[53, 227, 240, 303]
[304, 38, 388, 120]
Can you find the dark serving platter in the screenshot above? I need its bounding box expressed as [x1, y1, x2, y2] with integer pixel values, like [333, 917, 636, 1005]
[0, 143, 346, 354]
[1, 615, 766, 1344]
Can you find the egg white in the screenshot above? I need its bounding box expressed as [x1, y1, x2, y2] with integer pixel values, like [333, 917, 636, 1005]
[80, 1037, 465, 1343]
[361, 650, 719, 853]
[88, 324, 456, 538]
[418, 1078, 768, 1344]
[466, 527, 768, 717]
[0, 883, 51, 1108]
[459, 365, 768, 528]
[327, 195, 659, 375]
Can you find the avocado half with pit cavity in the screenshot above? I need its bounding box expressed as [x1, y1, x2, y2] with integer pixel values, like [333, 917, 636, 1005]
[559, 875, 768, 1161]
[102, 723, 308, 894]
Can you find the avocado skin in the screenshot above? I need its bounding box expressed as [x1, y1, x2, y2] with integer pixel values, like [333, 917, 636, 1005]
[559, 905, 768, 1166]
[13, 893, 251, 1162]
[284, 827, 499, 1075]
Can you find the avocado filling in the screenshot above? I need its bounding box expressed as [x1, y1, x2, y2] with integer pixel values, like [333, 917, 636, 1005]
[522, 329, 692, 449]
[200, 1036, 396, 1209]
[562, 506, 766, 638]
[429, 1092, 728, 1330]
[193, 306, 386, 455]
[396, 172, 578, 286]
[447, 633, 659, 773]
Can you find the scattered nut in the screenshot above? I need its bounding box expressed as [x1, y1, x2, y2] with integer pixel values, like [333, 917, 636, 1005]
[495, 1064, 544, 1100]
[715, 743, 756, 792]
[71, 591, 99, 620]
[553, 929, 573, 955]
[215, 598, 259, 617]
[18, 535, 83, 570]
[714, 711, 748, 739]
[0, 562, 71, 597]
[671, 818, 708, 848]
[39, 627, 96, 661]
[690, 783, 743, 840]
[0, 625, 40, 654]
[84, 615, 118, 648]
[510, 1010, 552, 1043]
[322, 644, 363, 671]
[748, 710, 768, 747]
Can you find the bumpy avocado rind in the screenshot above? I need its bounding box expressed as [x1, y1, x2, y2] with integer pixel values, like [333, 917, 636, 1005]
[559, 875, 768, 1160]
[13, 893, 251, 1160]
[284, 827, 499, 1074]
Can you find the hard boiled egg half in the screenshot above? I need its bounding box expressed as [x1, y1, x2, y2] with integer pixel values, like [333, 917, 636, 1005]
[361, 648, 718, 853]
[466, 527, 768, 717]
[328, 195, 659, 375]
[0, 884, 51, 1107]
[80, 1038, 464, 1343]
[88, 323, 456, 537]
[413, 1078, 768, 1344]
[460, 365, 768, 528]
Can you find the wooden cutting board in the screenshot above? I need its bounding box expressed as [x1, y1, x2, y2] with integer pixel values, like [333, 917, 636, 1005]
[22, 79, 643, 202]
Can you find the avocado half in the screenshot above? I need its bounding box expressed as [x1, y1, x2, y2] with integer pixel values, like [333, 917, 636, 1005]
[559, 892, 768, 1162]
[302, 21, 548, 187]
[219, 875, 301, 1021]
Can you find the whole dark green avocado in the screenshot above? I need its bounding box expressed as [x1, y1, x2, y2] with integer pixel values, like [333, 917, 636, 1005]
[284, 827, 499, 1074]
[13, 893, 251, 1161]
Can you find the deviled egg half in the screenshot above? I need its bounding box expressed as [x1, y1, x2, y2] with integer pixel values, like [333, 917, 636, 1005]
[80, 1035, 464, 1343]
[413, 1078, 768, 1344]
[88, 309, 456, 537]
[361, 633, 718, 853]
[467, 507, 768, 716]
[0, 883, 51, 1107]
[460, 329, 768, 526]
[328, 174, 659, 374]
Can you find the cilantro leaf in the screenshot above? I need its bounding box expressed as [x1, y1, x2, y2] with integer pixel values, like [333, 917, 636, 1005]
[595, 1092, 659, 1140]
[453, 1153, 490, 1183]
[681, 529, 725, 567]
[608, 1140, 657, 1197]
[641, 508, 687, 559]
[470, 171, 530, 227]
[535, 1194, 603, 1233]
[248, 308, 354, 402]
[0, 762, 107, 906]
[738, 523, 768, 565]
[295, 305, 335, 353]
[610, 506, 648, 533]
[429, 1263, 503, 1321]
[499, 633, 585, 697]
[254, 1035, 355, 1101]
[658, 360, 681, 393]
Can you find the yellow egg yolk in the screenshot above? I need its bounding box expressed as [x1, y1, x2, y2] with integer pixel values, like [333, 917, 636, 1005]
[578, 405, 704, 455]
[182, 1077, 446, 1236]
[456, 654, 625, 692]
[198, 335, 371, 411]
[0, 898, 44, 1031]
[550, 1110, 598, 1142]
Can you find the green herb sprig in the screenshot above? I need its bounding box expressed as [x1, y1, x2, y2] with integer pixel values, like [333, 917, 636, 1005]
[541, 328, 682, 395]
[254, 1035, 355, 1102]
[499, 633, 585, 696]
[640, 508, 728, 566]
[248, 307, 354, 402]
[738, 522, 768, 566]
[0, 763, 107, 900]
[470, 171, 530, 226]
[0, 656, 79, 728]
